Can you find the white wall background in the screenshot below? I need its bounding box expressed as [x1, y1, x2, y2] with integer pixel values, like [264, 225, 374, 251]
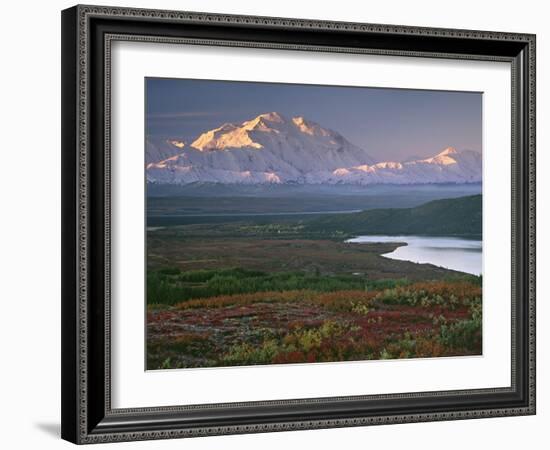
[0, 0, 545, 448]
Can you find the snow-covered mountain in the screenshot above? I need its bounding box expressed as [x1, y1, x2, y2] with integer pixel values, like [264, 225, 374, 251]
[146, 137, 187, 165]
[146, 112, 481, 185]
[303, 147, 482, 185]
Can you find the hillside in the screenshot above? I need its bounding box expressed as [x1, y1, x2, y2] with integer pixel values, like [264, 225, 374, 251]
[305, 195, 482, 236]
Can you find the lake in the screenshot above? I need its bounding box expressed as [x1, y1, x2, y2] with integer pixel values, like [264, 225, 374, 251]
[346, 235, 482, 276]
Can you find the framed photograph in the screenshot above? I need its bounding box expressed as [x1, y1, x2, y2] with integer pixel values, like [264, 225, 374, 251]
[61, 5, 536, 444]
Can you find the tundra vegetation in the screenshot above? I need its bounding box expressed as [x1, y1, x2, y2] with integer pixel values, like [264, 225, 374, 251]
[147, 268, 481, 369]
[147, 195, 482, 369]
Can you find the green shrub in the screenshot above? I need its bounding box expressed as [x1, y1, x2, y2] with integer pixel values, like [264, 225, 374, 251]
[147, 267, 411, 305]
[439, 304, 482, 350]
[158, 266, 181, 276]
[222, 340, 279, 365]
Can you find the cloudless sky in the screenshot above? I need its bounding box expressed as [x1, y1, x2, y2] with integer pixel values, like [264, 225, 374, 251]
[146, 78, 482, 162]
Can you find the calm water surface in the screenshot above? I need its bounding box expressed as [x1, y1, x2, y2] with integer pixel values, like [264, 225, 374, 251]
[346, 235, 482, 276]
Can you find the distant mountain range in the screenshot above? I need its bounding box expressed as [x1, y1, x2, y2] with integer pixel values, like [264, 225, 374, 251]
[146, 112, 482, 186]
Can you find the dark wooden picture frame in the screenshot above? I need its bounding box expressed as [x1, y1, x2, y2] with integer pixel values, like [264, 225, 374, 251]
[61, 4, 536, 444]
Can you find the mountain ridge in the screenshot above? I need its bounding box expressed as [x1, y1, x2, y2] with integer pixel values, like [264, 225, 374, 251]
[305, 194, 482, 237]
[146, 112, 482, 186]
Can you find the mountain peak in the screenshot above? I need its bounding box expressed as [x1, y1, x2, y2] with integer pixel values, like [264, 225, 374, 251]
[437, 147, 458, 156]
[191, 120, 261, 151]
[257, 111, 286, 122]
[292, 115, 311, 126]
[418, 147, 460, 166]
[168, 139, 185, 149]
[240, 112, 288, 132]
[292, 115, 333, 137]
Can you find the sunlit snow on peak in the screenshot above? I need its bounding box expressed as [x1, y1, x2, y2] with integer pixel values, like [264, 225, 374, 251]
[146, 113, 481, 186]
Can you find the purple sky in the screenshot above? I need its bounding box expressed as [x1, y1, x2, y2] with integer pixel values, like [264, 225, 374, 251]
[146, 78, 482, 162]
